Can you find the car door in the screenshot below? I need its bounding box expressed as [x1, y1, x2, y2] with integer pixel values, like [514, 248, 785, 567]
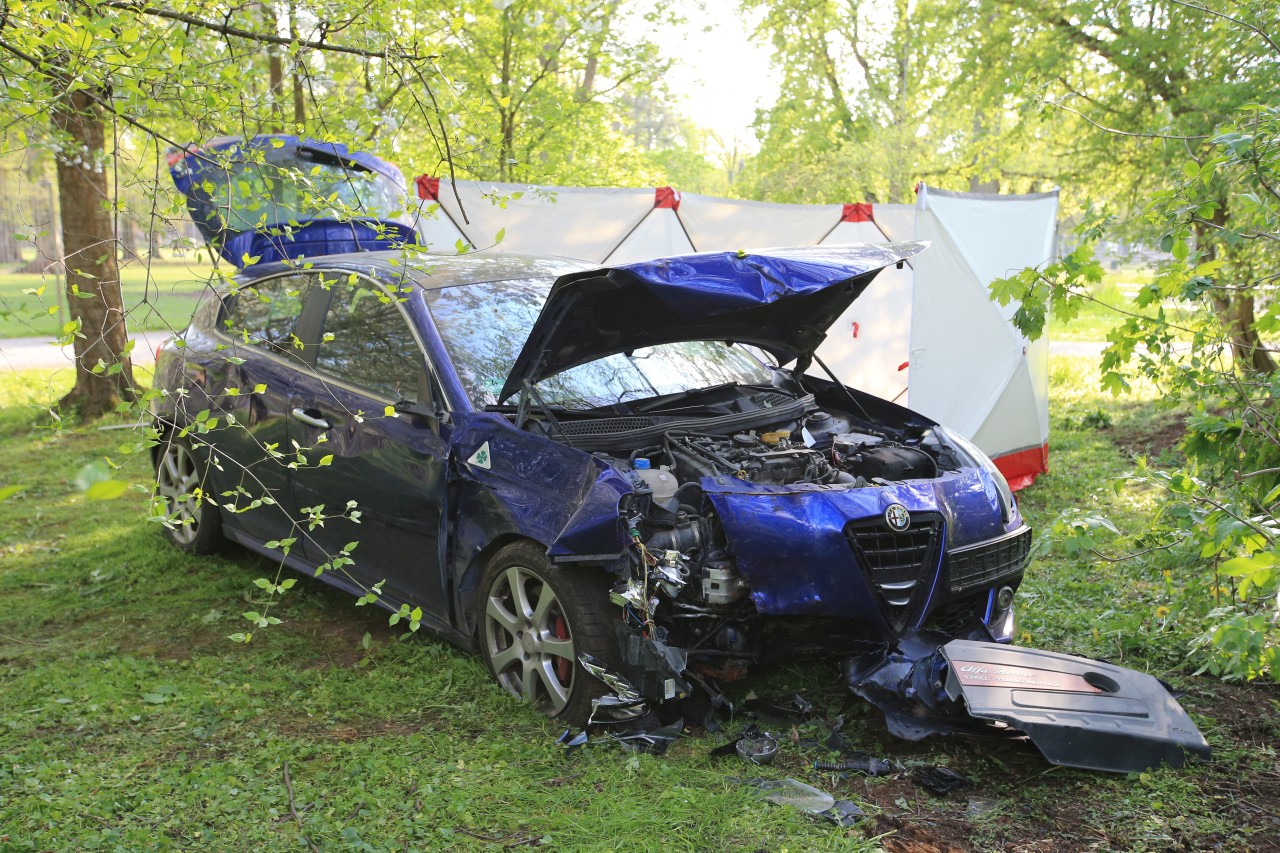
[290, 272, 452, 625]
[206, 272, 320, 544]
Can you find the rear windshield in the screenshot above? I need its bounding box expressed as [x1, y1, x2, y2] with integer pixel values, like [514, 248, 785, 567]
[214, 158, 406, 232]
[426, 280, 774, 409]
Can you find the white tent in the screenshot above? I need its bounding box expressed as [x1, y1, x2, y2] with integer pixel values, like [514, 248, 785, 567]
[413, 176, 1056, 489]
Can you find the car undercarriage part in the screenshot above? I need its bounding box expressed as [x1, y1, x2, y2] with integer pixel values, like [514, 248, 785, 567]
[843, 636, 1212, 774]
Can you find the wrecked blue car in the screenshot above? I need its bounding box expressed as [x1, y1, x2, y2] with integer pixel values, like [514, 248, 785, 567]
[154, 136, 1209, 774]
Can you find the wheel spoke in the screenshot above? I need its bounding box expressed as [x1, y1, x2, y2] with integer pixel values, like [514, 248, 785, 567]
[485, 596, 520, 635]
[521, 659, 540, 702]
[506, 567, 533, 620]
[540, 637, 573, 660]
[531, 582, 557, 628]
[489, 643, 520, 673]
[162, 452, 181, 484]
[535, 659, 569, 713]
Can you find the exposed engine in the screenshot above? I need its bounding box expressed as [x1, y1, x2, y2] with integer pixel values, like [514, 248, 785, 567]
[593, 405, 951, 686]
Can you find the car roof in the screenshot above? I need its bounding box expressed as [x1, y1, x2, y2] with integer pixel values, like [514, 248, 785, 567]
[235, 249, 595, 291]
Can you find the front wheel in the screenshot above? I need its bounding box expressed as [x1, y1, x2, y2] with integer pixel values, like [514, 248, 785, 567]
[154, 433, 224, 554]
[479, 542, 618, 724]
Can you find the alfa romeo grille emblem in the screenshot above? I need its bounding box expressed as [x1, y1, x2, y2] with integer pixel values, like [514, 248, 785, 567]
[884, 503, 911, 531]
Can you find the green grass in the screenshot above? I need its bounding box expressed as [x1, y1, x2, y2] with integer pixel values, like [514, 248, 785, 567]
[0, 259, 215, 339]
[0, 362, 1276, 851]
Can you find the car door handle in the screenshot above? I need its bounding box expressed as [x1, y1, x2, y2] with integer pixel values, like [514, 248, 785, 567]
[291, 407, 331, 430]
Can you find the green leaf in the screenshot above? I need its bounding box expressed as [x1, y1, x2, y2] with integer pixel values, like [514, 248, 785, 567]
[84, 480, 128, 500]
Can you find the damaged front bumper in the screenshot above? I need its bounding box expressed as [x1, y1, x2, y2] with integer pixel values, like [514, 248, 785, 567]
[844, 635, 1211, 773]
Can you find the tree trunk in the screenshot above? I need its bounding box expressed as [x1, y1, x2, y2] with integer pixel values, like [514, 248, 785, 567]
[290, 1, 306, 126]
[52, 87, 137, 421]
[265, 3, 285, 130]
[1197, 213, 1275, 374]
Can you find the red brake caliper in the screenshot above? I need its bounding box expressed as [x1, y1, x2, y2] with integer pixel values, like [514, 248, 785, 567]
[554, 616, 571, 684]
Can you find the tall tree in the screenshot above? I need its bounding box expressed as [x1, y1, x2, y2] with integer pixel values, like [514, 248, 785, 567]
[992, 0, 1280, 369]
[427, 0, 673, 183]
[0, 0, 447, 419]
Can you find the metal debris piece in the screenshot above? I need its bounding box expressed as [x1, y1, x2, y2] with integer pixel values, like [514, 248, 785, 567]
[735, 734, 779, 765]
[579, 653, 642, 702]
[912, 766, 975, 796]
[609, 579, 647, 610]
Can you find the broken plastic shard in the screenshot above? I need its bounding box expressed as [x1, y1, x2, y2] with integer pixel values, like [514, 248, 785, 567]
[611, 718, 683, 755]
[912, 766, 974, 796]
[747, 778, 836, 815]
[965, 796, 999, 819]
[556, 729, 588, 757]
[822, 799, 865, 827]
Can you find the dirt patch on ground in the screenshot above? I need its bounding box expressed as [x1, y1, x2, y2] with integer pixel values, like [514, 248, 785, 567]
[1110, 409, 1187, 461]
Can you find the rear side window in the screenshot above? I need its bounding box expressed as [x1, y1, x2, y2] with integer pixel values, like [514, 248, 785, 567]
[222, 274, 312, 356]
[315, 278, 424, 402]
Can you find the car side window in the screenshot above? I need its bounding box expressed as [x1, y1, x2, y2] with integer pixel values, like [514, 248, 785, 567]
[315, 277, 424, 402]
[222, 274, 311, 356]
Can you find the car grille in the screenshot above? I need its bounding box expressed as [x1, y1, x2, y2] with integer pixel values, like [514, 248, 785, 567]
[922, 596, 983, 636]
[946, 527, 1032, 595]
[845, 513, 941, 630]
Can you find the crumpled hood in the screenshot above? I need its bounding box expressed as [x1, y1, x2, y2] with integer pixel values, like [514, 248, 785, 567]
[499, 242, 927, 402]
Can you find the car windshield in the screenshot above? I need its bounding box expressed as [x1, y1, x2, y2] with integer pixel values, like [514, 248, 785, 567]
[426, 280, 775, 409]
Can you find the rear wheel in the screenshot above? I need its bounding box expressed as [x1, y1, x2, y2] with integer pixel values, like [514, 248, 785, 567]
[155, 433, 224, 554]
[479, 542, 618, 724]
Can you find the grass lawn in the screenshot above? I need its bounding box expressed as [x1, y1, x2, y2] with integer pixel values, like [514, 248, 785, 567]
[0, 360, 1277, 851]
[0, 258, 215, 339]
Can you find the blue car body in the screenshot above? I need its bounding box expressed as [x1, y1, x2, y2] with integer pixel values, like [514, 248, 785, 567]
[153, 137, 1209, 774]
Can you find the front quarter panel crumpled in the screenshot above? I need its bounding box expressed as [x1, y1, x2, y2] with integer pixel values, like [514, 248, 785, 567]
[445, 413, 633, 623]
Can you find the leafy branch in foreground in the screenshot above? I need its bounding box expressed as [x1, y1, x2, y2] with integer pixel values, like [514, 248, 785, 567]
[994, 101, 1280, 681]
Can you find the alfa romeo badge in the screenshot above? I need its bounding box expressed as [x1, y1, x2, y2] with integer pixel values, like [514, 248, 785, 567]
[884, 503, 910, 531]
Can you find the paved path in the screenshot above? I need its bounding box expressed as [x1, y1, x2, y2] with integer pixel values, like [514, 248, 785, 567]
[0, 330, 171, 372]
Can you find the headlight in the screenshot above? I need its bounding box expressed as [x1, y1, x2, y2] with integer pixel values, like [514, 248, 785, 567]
[935, 427, 1016, 524]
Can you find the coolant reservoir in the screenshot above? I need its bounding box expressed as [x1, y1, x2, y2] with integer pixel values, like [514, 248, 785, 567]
[632, 458, 679, 505]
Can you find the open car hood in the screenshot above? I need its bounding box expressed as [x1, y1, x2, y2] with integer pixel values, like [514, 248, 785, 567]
[499, 243, 927, 402]
[169, 135, 417, 268]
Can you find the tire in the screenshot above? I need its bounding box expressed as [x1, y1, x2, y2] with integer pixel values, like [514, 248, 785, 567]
[155, 432, 225, 554]
[478, 541, 620, 724]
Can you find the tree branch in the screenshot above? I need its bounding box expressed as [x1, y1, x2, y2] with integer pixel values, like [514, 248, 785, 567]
[1047, 98, 1209, 141]
[1166, 0, 1280, 54]
[99, 1, 435, 61]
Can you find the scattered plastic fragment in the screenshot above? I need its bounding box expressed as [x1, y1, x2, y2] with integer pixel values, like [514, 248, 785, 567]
[813, 753, 897, 776]
[735, 734, 779, 765]
[822, 799, 865, 827]
[557, 729, 588, 757]
[965, 796, 999, 818]
[912, 766, 975, 795]
[744, 691, 817, 722]
[744, 778, 835, 814]
[612, 718, 683, 755]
